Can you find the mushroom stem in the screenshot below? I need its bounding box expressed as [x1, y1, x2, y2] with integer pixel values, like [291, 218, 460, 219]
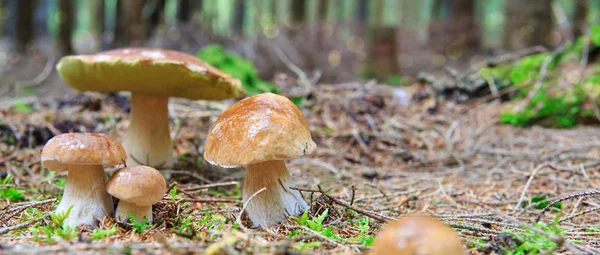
[243, 160, 308, 227]
[114, 201, 152, 223]
[56, 165, 113, 227]
[123, 94, 173, 167]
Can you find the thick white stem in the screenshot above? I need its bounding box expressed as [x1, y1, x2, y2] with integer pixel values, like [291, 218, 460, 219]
[243, 160, 308, 227]
[114, 200, 152, 223]
[56, 165, 113, 227]
[123, 94, 173, 167]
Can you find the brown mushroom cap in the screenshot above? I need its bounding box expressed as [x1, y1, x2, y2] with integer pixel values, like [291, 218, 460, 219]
[56, 47, 244, 100]
[106, 165, 167, 206]
[373, 216, 465, 255]
[41, 133, 127, 172]
[204, 93, 316, 168]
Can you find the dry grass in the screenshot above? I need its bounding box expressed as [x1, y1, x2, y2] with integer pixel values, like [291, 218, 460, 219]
[2, 79, 600, 254]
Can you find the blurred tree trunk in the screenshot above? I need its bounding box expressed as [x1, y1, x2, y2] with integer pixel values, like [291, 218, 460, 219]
[113, 0, 145, 47]
[448, 0, 479, 49]
[503, 0, 553, 50]
[356, 0, 368, 24]
[90, 0, 105, 51]
[177, 0, 197, 24]
[355, 0, 368, 37]
[232, 0, 245, 36]
[271, 0, 279, 24]
[316, 0, 328, 45]
[0, 0, 5, 36]
[146, 0, 165, 38]
[429, 0, 479, 55]
[112, 0, 124, 48]
[56, 0, 75, 56]
[254, 0, 263, 34]
[13, 0, 36, 53]
[573, 0, 588, 38]
[367, 0, 399, 81]
[289, 0, 306, 34]
[125, 0, 145, 47]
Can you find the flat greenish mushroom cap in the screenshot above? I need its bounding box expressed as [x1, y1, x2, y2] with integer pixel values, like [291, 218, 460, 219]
[56, 48, 244, 100]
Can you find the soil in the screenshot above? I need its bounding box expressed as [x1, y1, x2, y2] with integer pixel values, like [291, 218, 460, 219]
[1, 76, 600, 254]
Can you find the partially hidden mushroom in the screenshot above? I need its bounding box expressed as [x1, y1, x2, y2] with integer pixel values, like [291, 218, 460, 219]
[373, 215, 466, 255]
[56, 48, 244, 167]
[106, 165, 166, 223]
[41, 133, 126, 227]
[204, 93, 316, 227]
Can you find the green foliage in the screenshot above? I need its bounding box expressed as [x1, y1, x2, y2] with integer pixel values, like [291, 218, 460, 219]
[499, 74, 596, 128]
[479, 27, 600, 128]
[54, 178, 67, 188]
[196, 45, 279, 95]
[348, 217, 375, 246]
[170, 185, 178, 199]
[129, 214, 152, 234]
[29, 207, 77, 244]
[175, 215, 194, 232]
[529, 195, 563, 210]
[386, 74, 405, 86]
[503, 217, 565, 255]
[12, 101, 33, 113]
[0, 175, 26, 202]
[591, 24, 600, 46]
[91, 227, 118, 240]
[295, 241, 323, 251]
[468, 238, 486, 249]
[290, 210, 374, 248]
[508, 54, 550, 85]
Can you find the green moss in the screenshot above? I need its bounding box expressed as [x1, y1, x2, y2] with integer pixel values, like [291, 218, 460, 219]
[499, 74, 598, 128]
[502, 217, 565, 255]
[480, 31, 600, 128]
[196, 45, 279, 95]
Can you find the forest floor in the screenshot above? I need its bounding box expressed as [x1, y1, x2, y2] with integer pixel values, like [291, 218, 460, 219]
[1, 78, 600, 254]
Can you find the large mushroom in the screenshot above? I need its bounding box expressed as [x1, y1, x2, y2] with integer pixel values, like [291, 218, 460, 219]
[56, 48, 244, 167]
[106, 165, 166, 223]
[204, 93, 316, 227]
[41, 133, 126, 227]
[373, 216, 466, 255]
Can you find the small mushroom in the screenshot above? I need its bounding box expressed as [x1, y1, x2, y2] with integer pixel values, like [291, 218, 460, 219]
[41, 133, 126, 227]
[106, 165, 166, 223]
[56, 48, 244, 167]
[204, 93, 317, 227]
[373, 216, 466, 255]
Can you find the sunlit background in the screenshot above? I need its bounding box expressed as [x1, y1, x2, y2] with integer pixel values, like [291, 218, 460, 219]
[0, 0, 598, 93]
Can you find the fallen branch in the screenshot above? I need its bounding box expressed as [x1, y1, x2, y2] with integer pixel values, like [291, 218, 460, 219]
[291, 186, 393, 222]
[166, 197, 240, 203]
[526, 44, 566, 100]
[0, 213, 50, 235]
[534, 190, 600, 223]
[183, 181, 239, 192]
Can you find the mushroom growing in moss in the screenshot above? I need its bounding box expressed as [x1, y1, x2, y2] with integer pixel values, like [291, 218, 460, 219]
[373, 216, 466, 255]
[41, 133, 126, 227]
[204, 93, 316, 227]
[56, 48, 244, 167]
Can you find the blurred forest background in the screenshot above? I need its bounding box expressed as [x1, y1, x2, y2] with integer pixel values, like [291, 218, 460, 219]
[0, 0, 598, 95]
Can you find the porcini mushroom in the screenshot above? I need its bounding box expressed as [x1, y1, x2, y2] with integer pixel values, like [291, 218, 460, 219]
[204, 93, 316, 227]
[373, 216, 466, 255]
[106, 165, 166, 223]
[41, 133, 126, 227]
[56, 48, 244, 167]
